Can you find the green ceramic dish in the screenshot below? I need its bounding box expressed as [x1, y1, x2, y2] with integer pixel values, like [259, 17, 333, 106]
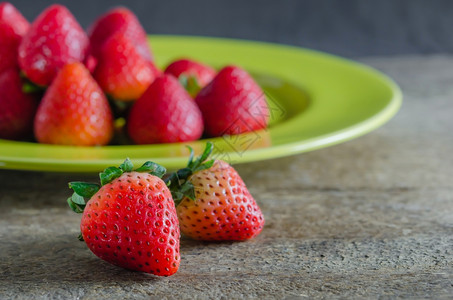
[0, 35, 402, 172]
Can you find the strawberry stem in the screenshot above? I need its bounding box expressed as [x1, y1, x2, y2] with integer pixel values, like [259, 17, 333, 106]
[165, 142, 215, 206]
[20, 73, 46, 94]
[178, 74, 201, 97]
[108, 98, 133, 119]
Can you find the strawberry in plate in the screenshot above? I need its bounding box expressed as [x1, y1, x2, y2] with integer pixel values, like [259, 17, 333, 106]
[94, 33, 159, 101]
[127, 74, 203, 144]
[164, 58, 216, 97]
[0, 2, 29, 73]
[195, 65, 270, 137]
[34, 62, 113, 146]
[0, 68, 39, 140]
[18, 4, 89, 86]
[88, 6, 152, 62]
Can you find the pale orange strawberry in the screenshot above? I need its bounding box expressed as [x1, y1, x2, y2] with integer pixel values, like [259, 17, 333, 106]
[166, 143, 265, 241]
[34, 62, 114, 146]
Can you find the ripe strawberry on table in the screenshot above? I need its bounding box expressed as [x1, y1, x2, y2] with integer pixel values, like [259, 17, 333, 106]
[18, 4, 89, 86]
[94, 33, 159, 101]
[67, 159, 180, 276]
[166, 142, 265, 241]
[0, 2, 29, 73]
[195, 65, 270, 137]
[88, 6, 152, 61]
[164, 59, 216, 97]
[127, 74, 204, 144]
[0, 69, 39, 140]
[34, 62, 113, 146]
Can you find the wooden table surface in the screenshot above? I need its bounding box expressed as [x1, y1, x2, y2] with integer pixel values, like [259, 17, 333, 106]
[1, 56, 452, 299]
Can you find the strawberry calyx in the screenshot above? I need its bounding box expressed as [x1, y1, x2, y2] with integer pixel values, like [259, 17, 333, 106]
[22, 80, 45, 94]
[20, 72, 46, 94]
[178, 74, 201, 97]
[165, 142, 215, 206]
[67, 158, 166, 214]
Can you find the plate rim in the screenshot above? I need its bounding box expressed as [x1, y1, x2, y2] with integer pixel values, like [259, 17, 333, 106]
[0, 35, 402, 172]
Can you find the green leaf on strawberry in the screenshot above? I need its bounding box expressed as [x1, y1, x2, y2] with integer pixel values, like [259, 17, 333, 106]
[68, 182, 100, 199]
[178, 74, 201, 97]
[165, 142, 215, 205]
[165, 59, 216, 98]
[69, 158, 168, 213]
[135, 161, 166, 177]
[67, 196, 84, 214]
[119, 157, 133, 172]
[99, 166, 123, 186]
[70, 193, 86, 205]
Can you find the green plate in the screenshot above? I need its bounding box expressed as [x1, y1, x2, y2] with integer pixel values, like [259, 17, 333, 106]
[0, 35, 402, 172]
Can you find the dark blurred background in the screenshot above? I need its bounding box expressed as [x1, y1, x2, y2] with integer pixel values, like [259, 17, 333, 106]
[9, 0, 453, 57]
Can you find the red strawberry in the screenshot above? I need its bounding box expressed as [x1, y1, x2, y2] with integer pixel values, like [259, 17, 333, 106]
[166, 143, 265, 241]
[83, 54, 97, 74]
[164, 59, 216, 97]
[195, 65, 269, 137]
[18, 4, 89, 86]
[0, 23, 23, 73]
[88, 7, 152, 61]
[34, 62, 113, 146]
[127, 74, 203, 144]
[68, 159, 180, 276]
[0, 2, 29, 73]
[94, 33, 158, 101]
[0, 2, 29, 35]
[0, 68, 38, 140]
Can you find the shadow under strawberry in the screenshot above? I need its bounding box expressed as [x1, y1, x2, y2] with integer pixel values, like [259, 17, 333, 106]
[1, 234, 156, 290]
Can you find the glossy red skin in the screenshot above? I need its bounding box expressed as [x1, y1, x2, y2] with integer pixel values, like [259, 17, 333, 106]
[88, 6, 152, 61]
[0, 2, 29, 36]
[81, 172, 180, 276]
[34, 62, 113, 146]
[127, 74, 204, 144]
[0, 2, 29, 73]
[0, 69, 38, 140]
[195, 65, 269, 137]
[94, 33, 158, 101]
[164, 59, 216, 88]
[177, 160, 265, 241]
[0, 23, 23, 73]
[83, 54, 97, 73]
[18, 4, 89, 86]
